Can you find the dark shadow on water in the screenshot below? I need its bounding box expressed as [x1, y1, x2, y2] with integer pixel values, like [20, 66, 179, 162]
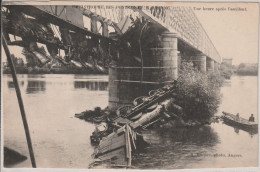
[74, 81, 108, 91]
[92, 126, 220, 169]
[141, 126, 219, 147]
[234, 127, 239, 134]
[8, 81, 24, 88]
[132, 126, 220, 169]
[26, 80, 46, 94]
[4, 147, 27, 167]
[27, 74, 45, 78]
[222, 121, 257, 136]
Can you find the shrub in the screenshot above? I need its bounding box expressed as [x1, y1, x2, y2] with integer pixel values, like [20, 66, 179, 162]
[175, 62, 223, 121]
[219, 63, 233, 79]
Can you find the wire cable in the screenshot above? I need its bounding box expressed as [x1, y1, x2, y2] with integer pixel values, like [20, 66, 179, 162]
[139, 22, 148, 83]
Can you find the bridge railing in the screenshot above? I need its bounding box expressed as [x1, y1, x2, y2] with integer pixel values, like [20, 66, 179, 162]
[32, 5, 221, 63]
[83, 6, 140, 24]
[141, 6, 221, 63]
[83, 5, 221, 63]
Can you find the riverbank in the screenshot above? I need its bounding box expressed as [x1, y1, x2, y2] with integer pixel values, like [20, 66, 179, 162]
[236, 63, 258, 76]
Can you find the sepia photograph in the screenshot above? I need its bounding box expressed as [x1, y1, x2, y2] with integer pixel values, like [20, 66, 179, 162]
[1, 1, 259, 171]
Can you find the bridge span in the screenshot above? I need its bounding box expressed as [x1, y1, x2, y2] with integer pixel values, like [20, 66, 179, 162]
[2, 5, 222, 109]
[79, 5, 222, 108]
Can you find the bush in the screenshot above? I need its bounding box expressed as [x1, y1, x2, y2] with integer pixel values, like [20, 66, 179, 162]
[175, 62, 223, 121]
[219, 63, 233, 79]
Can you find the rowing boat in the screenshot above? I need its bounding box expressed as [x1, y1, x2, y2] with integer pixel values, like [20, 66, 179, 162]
[222, 112, 258, 132]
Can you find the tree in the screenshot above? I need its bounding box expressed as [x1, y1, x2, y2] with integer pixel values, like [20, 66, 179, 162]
[175, 62, 223, 121]
[219, 63, 233, 79]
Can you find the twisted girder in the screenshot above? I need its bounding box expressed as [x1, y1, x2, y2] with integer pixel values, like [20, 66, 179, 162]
[6, 5, 220, 63]
[84, 5, 221, 63]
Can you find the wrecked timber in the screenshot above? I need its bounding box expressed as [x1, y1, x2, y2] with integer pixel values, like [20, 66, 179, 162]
[75, 81, 209, 168]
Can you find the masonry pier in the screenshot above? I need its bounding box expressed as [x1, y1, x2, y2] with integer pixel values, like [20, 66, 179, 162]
[214, 62, 220, 72]
[207, 58, 215, 72]
[109, 32, 179, 110]
[194, 54, 207, 72]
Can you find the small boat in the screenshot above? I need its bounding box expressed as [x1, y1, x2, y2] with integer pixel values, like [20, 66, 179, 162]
[222, 112, 258, 132]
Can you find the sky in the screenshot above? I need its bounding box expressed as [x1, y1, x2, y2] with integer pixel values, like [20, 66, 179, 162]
[2, 2, 259, 65]
[190, 2, 259, 65]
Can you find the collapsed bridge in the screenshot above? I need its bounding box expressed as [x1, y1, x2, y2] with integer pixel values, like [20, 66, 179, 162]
[2, 5, 221, 76]
[2, 4, 222, 168]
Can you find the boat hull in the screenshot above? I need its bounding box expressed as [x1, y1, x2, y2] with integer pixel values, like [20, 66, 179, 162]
[222, 112, 258, 133]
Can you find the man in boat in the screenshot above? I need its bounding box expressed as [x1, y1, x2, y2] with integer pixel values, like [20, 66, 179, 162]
[249, 114, 255, 122]
[236, 113, 240, 121]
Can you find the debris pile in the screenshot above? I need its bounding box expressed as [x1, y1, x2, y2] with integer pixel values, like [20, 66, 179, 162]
[2, 6, 110, 74]
[75, 81, 214, 168]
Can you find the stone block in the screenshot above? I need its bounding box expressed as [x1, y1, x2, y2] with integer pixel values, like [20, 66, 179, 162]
[161, 42, 171, 48]
[162, 37, 174, 42]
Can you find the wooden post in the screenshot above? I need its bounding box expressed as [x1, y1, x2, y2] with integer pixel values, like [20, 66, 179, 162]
[125, 125, 132, 167]
[91, 17, 98, 33]
[2, 34, 37, 168]
[127, 125, 132, 167]
[102, 22, 109, 37]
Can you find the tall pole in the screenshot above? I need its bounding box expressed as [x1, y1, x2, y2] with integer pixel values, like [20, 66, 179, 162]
[2, 34, 37, 168]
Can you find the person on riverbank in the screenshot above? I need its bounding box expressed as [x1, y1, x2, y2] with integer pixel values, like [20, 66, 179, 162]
[249, 114, 255, 122]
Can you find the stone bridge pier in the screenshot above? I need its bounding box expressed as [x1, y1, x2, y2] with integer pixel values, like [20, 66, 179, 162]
[109, 31, 220, 110]
[207, 57, 215, 72]
[109, 32, 179, 110]
[153, 32, 179, 81]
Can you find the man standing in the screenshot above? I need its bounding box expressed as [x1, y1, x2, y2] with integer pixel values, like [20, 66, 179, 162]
[236, 113, 240, 121]
[249, 114, 255, 122]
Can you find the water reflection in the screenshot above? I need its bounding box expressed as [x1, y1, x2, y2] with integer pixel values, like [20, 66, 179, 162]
[222, 121, 257, 136]
[27, 74, 46, 78]
[234, 127, 239, 134]
[142, 126, 219, 146]
[133, 126, 219, 169]
[26, 81, 46, 94]
[7, 81, 24, 88]
[74, 81, 108, 91]
[3, 74, 108, 168]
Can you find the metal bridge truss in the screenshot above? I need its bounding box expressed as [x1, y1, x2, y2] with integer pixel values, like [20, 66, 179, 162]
[83, 5, 221, 63]
[3, 5, 221, 63]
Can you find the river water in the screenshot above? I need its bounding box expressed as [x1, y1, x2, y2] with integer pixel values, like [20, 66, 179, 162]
[2, 74, 258, 169]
